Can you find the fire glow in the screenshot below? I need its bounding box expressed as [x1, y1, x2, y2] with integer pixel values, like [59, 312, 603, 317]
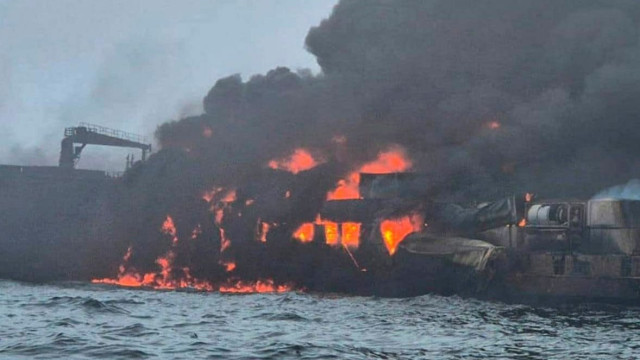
[92, 251, 214, 291]
[293, 216, 361, 249]
[486, 121, 501, 130]
[205, 188, 237, 253]
[293, 223, 315, 243]
[202, 187, 223, 203]
[268, 148, 320, 174]
[94, 143, 422, 292]
[258, 222, 271, 243]
[219, 279, 291, 293]
[380, 213, 425, 255]
[92, 215, 291, 293]
[161, 216, 178, 245]
[327, 147, 412, 200]
[525, 193, 534, 202]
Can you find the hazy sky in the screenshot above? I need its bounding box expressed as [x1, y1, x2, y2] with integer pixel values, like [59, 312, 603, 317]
[0, 0, 337, 169]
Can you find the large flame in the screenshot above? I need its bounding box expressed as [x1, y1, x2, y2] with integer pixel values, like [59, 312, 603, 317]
[92, 251, 215, 291]
[94, 144, 421, 292]
[268, 148, 320, 174]
[327, 147, 412, 200]
[92, 215, 290, 293]
[293, 215, 361, 248]
[379, 213, 424, 255]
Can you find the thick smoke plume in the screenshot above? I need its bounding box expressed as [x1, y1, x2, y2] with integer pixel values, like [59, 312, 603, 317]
[104, 0, 640, 292]
[156, 0, 640, 201]
[593, 179, 640, 200]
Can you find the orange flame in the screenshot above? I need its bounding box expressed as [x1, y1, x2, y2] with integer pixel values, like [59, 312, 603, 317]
[206, 188, 236, 252]
[203, 187, 237, 206]
[219, 279, 292, 293]
[360, 149, 413, 174]
[214, 208, 224, 225]
[380, 213, 424, 255]
[327, 147, 412, 200]
[268, 148, 320, 174]
[293, 216, 362, 249]
[93, 274, 291, 293]
[258, 222, 271, 243]
[92, 220, 291, 293]
[293, 223, 315, 242]
[324, 221, 339, 245]
[161, 216, 178, 245]
[518, 218, 526, 227]
[220, 228, 231, 252]
[202, 187, 223, 203]
[92, 245, 215, 291]
[221, 189, 237, 203]
[222, 261, 236, 272]
[327, 175, 361, 200]
[341, 222, 361, 249]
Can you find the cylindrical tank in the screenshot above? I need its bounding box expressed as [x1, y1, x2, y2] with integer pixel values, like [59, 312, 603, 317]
[527, 204, 567, 226]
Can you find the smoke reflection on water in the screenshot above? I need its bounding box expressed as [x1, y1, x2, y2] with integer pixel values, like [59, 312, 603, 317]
[0, 280, 639, 359]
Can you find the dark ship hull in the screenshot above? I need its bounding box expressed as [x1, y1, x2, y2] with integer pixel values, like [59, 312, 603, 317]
[0, 165, 118, 282]
[490, 253, 640, 303]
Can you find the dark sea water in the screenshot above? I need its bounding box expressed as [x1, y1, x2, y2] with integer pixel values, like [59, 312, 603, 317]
[1, 280, 639, 359]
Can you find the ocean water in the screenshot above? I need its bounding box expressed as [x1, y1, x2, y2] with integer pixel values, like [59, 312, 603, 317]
[0, 280, 638, 359]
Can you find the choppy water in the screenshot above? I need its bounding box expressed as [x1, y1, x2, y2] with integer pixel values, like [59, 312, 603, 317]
[1, 280, 639, 359]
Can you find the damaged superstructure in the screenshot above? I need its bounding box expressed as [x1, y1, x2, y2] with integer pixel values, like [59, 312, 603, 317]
[3, 124, 640, 303]
[272, 171, 640, 302]
[491, 198, 640, 302]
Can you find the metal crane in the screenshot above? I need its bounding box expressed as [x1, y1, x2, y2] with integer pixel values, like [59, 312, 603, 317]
[59, 123, 152, 169]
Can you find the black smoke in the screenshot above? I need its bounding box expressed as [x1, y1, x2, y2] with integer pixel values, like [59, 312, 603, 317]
[107, 0, 640, 291]
[153, 0, 640, 202]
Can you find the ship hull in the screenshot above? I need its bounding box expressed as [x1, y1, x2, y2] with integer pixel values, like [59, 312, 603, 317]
[0, 165, 119, 282]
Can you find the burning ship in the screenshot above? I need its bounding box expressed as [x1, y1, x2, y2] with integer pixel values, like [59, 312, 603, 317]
[4, 0, 640, 303]
[2, 124, 640, 303]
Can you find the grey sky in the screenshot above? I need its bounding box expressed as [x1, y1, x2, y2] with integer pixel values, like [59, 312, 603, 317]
[0, 0, 337, 169]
